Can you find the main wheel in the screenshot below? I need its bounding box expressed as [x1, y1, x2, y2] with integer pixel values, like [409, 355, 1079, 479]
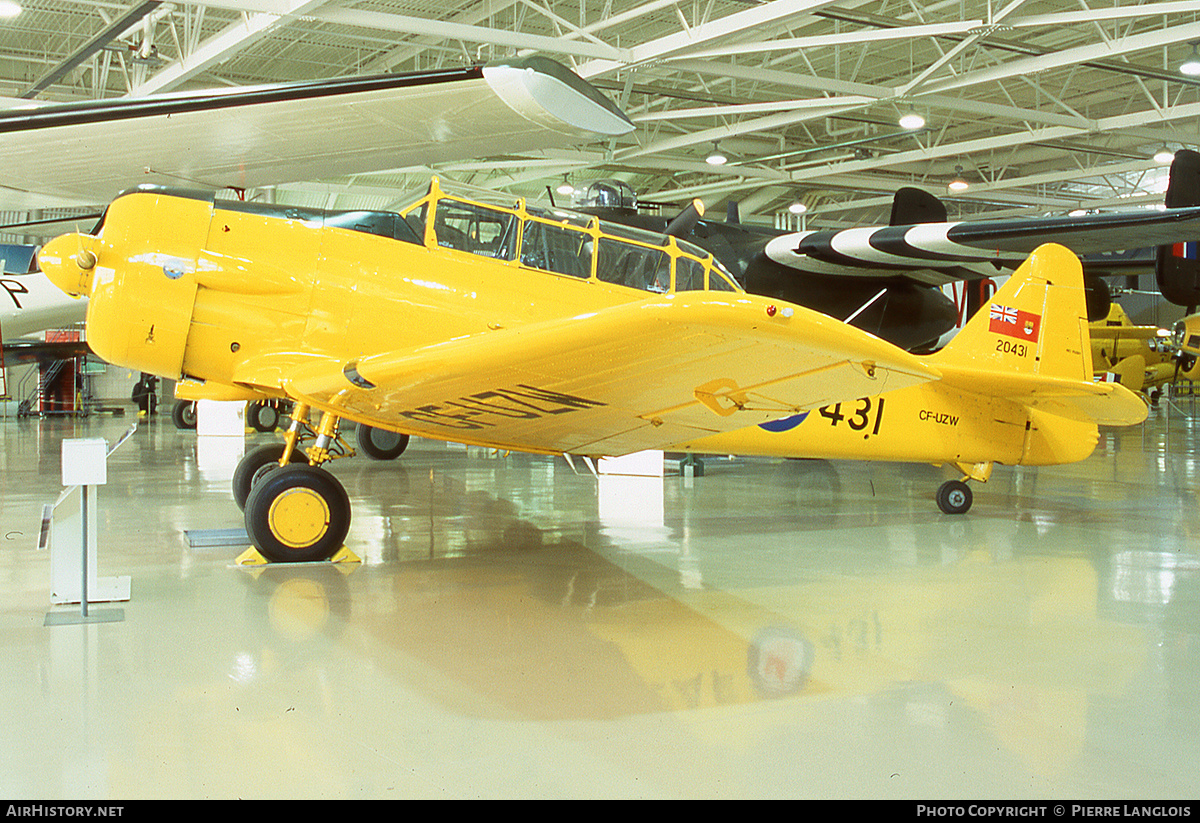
[247, 401, 282, 433]
[356, 424, 410, 460]
[936, 479, 973, 515]
[233, 443, 309, 510]
[244, 464, 351, 564]
[172, 399, 197, 430]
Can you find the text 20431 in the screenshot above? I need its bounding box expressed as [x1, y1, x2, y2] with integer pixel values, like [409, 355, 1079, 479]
[996, 339, 1029, 357]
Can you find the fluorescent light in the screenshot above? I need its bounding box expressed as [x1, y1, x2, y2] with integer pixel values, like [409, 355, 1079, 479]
[0, 1, 21, 17]
[899, 113, 925, 130]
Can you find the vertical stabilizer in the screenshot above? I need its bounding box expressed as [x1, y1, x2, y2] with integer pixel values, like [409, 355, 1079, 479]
[933, 243, 1091, 381]
[889, 187, 947, 226]
[1156, 149, 1200, 307]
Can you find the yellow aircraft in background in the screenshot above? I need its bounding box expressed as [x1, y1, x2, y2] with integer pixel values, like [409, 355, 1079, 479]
[1169, 311, 1200, 386]
[39, 182, 1146, 563]
[1088, 303, 1177, 398]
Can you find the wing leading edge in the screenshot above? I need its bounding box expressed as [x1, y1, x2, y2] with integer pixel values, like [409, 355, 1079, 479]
[0, 56, 633, 209]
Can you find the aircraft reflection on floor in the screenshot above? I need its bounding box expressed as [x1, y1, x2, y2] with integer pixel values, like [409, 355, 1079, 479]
[4, 416, 1199, 794]
[236, 438, 1189, 709]
[217, 448, 1200, 786]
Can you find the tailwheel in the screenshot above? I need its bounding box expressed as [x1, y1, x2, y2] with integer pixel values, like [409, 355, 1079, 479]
[233, 443, 309, 511]
[244, 464, 351, 563]
[936, 479, 973, 515]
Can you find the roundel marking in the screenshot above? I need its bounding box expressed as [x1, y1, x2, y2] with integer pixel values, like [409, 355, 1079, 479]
[758, 412, 809, 432]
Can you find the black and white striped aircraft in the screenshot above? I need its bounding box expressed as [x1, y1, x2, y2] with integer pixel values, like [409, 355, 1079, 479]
[581, 151, 1200, 351]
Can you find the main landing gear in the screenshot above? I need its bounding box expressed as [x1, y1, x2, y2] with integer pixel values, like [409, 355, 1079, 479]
[233, 405, 411, 563]
[234, 404, 352, 563]
[935, 461, 992, 515]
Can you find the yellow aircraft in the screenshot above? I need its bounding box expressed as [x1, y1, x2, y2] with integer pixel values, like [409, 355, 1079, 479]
[1088, 303, 1176, 398]
[1166, 310, 1200, 386]
[38, 181, 1147, 563]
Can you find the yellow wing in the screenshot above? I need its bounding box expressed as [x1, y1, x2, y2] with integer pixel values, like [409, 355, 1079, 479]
[276, 293, 942, 457]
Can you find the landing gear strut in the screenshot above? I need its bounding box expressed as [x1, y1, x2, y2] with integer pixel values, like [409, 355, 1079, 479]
[234, 404, 355, 563]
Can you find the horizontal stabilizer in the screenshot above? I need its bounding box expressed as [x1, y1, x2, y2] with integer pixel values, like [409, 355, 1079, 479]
[935, 364, 1147, 426]
[931, 242, 1147, 426]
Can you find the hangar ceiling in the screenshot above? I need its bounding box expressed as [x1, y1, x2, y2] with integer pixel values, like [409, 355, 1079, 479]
[3, 0, 1200, 228]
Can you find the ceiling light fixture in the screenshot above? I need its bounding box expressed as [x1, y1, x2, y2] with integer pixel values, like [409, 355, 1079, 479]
[555, 174, 575, 197]
[899, 113, 925, 130]
[706, 141, 728, 166]
[0, 0, 22, 17]
[1155, 147, 1176, 164]
[1182, 43, 1200, 76]
[788, 199, 807, 215]
[948, 165, 970, 192]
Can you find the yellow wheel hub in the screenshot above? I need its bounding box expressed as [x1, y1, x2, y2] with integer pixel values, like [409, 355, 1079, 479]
[267, 487, 331, 548]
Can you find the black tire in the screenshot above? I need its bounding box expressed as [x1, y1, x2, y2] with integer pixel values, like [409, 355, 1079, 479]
[233, 443, 308, 510]
[936, 479, 973, 515]
[244, 464, 351, 564]
[356, 424, 410, 460]
[172, 399, 197, 430]
[247, 401, 282, 433]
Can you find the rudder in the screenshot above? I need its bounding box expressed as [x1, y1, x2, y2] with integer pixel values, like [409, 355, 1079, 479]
[933, 243, 1092, 382]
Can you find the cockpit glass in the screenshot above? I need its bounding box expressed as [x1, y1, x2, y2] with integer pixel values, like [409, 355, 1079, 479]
[596, 238, 670, 292]
[675, 256, 706, 291]
[433, 200, 518, 260]
[520, 219, 592, 278]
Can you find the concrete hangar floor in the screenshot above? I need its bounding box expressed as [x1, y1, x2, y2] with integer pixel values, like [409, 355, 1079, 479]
[0, 405, 1197, 800]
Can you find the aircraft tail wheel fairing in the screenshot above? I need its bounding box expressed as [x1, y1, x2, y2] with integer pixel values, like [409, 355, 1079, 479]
[936, 479, 973, 515]
[233, 443, 310, 510]
[356, 424, 410, 460]
[244, 464, 351, 563]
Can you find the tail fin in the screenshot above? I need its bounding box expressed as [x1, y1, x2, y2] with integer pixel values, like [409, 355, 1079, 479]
[933, 243, 1091, 381]
[889, 187, 947, 226]
[1156, 149, 1200, 308]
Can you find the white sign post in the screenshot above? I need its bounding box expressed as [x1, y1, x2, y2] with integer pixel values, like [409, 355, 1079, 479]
[45, 432, 132, 626]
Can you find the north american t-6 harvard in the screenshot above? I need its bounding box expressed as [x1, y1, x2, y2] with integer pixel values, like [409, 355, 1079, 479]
[7, 53, 1160, 564]
[39, 176, 1145, 563]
